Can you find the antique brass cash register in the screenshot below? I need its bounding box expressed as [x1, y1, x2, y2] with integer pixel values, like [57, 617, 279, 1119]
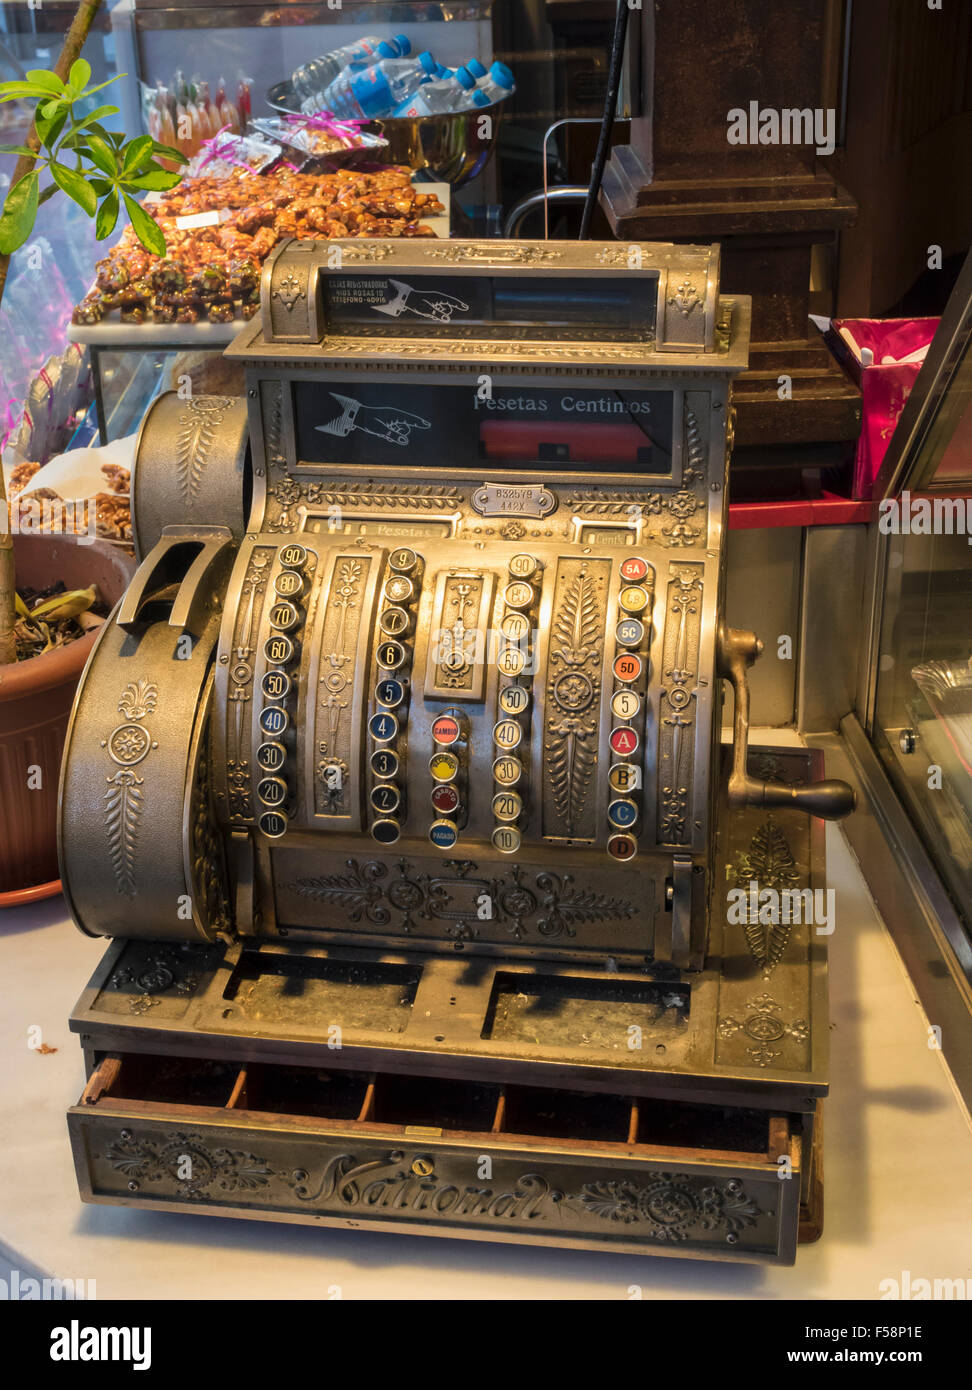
[60, 239, 854, 1264]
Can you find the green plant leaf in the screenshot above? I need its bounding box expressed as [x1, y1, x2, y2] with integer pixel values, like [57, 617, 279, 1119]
[48, 159, 98, 216]
[35, 105, 67, 147]
[84, 135, 118, 177]
[26, 69, 65, 95]
[122, 191, 165, 257]
[38, 183, 59, 206]
[69, 59, 92, 93]
[0, 143, 36, 157]
[78, 77, 120, 100]
[0, 170, 39, 254]
[96, 189, 119, 240]
[89, 177, 112, 197]
[121, 134, 154, 175]
[125, 168, 183, 191]
[150, 141, 189, 165]
[40, 99, 64, 120]
[75, 103, 118, 128]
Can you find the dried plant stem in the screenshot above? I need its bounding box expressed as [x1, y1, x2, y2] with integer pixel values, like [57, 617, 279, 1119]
[0, 0, 105, 666]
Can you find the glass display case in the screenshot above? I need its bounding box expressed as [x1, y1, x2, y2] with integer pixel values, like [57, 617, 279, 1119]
[863, 248, 972, 946]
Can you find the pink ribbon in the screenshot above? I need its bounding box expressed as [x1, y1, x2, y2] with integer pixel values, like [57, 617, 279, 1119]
[196, 125, 254, 172]
[285, 112, 365, 148]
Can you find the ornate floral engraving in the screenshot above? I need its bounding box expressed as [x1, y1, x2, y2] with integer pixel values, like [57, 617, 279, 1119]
[283, 857, 636, 941]
[668, 274, 703, 318]
[657, 567, 702, 845]
[175, 396, 231, 503]
[732, 820, 801, 976]
[682, 404, 706, 486]
[544, 561, 609, 840]
[261, 380, 286, 471]
[227, 549, 272, 821]
[305, 480, 463, 512]
[428, 243, 563, 265]
[274, 270, 306, 312]
[104, 1130, 274, 1199]
[718, 992, 809, 1068]
[565, 1174, 763, 1240]
[104, 680, 159, 895]
[110, 946, 200, 1014]
[315, 556, 369, 815]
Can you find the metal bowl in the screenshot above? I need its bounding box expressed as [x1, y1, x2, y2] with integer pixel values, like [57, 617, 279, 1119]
[266, 79, 507, 189]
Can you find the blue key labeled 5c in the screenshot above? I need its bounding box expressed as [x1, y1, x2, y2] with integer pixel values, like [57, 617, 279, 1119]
[369, 711, 398, 743]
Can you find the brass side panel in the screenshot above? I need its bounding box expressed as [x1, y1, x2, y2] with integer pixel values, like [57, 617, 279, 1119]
[657, 562, 705, 846]
[215, 541, 276, 826]
[424, 569, 497, 702]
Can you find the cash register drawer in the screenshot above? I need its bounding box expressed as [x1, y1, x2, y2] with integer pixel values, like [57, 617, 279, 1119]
[69, 1053, 803, 1263]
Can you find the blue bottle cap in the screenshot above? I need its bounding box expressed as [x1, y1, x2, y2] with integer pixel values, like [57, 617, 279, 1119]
[472, 90, 490, 107]
[467, 58, 488, 78]
[418, 50, 437, 76]
[490, 61, 514, 88]
[454, 66, 476, 91]
[393, 34, 412, 56]
[376, 41, 397, 60]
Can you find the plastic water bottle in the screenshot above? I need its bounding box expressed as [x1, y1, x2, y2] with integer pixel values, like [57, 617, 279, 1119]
[322, 51, 437, 119]
[393, 65, 477, 117]
[478, 60, 514, 104]
[292, 34, 410, 105]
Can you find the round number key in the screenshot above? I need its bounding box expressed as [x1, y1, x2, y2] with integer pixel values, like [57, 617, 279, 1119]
[615, 618, 645, 649]
[607, 832, 637, 861]
[280, 543, 308, 570]
[389, 547, 419, 574]
[377, 640, 406, 671]
[613, 652, 644, 684]
[259, 810, 288, 839]
[261, 669, 291, 701]
[431, 714, 461, 747]
[371, 748, 400, 779]
[496, 646, 526, 678]
[383, 575, 414, 605]
[257, 740, 287, 773]
[369, 712, 398, 743]
[619, 556, 650, 584]
[379, 606, 410, 637]
[610, 726, 640, 757]
[429, 752, 459, 782]
[370, 783, 401, 814]
[274, 569, 304, 599]
[608, 798, 639, 829]
[376, 677, 405, 708]
[503, 581, 534, 611]
[264, 633, 295, 665]
[431, 784, 460, 815]
[618, 586, 649, 614]
[491, 791, 522, 823]
[611, 689, 641, 721]
[268, 600, 299, 631]
[493, 720, 522, 750]
[372, 818, 401, 845]
[492, 756, 522, 787]
[508, 554, 540, 580]
[608, 762, 642, 794]
[259, 706, 289, 737]
[492, 825, 521, 855]
[501, 611, 531, 643]
[429, 819, 459, 850]
[499, 685, 530, 716]
[258, 776, 288, 807]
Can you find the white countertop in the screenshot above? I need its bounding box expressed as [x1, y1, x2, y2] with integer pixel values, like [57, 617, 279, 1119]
[1, 730, 970, 1300]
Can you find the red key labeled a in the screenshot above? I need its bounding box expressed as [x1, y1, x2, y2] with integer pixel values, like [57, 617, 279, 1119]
[619, 556, 650, 583]
[610, 726, 640, 756]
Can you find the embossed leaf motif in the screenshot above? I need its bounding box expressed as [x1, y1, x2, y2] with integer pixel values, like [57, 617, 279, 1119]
[117, 679, 158, 721]
[105, 770, 143, 896]
[287, 859, 390, 925]
[176, 405, 221, 503]
[547, 571, 601, 833]
[734, 820, 801, 974]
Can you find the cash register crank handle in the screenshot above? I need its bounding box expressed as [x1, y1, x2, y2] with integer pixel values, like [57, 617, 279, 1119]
[718, 625, 856, 821]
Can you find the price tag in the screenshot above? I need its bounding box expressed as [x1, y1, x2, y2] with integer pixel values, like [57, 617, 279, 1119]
[175, 209, 223, 231]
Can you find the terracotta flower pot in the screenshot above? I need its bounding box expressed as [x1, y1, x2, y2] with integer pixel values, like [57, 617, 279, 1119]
[0, 534, 134, 896]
